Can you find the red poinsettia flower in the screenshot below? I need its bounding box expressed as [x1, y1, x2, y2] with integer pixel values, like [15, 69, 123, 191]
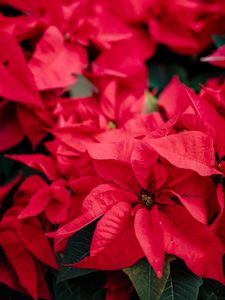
[48, 81, 164, 163]
[48, 134, 224, 283]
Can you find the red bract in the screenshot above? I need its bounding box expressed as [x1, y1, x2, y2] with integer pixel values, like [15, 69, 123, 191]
[0, 258, 51, 300]
[16, 102, 54, 149]
[12, 175, 48, 208]
[158, 76, 191, 119]
[104, 0, 149, 25]
[158, 78, 225, 159]
[185, 86, 225, 159]
[201, 45, 225, 68]
[200, 81, 225, 120]
[28, 26, 87, 90]
[6, 153, 61, 181]
[147, 131, 219, 176]
[0, 206, 58, 299]
[160, 204, 225, 283]
[148, 0, 225, 54]
[18, 179, 70, 224]
[0, 31, 42, 107]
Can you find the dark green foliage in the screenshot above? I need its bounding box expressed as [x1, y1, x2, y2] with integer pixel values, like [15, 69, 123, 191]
[160, 259, 202, 300]
[57, 221, 98, 282]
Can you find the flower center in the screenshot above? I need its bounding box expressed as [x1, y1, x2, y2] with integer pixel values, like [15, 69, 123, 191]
[64, 32, 71, 43]
[139, 194, 154, 209]
[108, 121, 116, 129]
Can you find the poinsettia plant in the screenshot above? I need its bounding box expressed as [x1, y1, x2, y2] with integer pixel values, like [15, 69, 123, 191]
[1, 1, 225, 299]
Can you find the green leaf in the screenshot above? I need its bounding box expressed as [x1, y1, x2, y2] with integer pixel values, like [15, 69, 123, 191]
[148, 64, 187, 92]
[198, 285, 217, 300]
[198, 279, 225, 300]
[54, 280, 80, 300]
[145, 91, 158, 113]
[160, 260, 203, 300]
[57, 221, 97, 283]
[54, 272, 106, 300]
[123, 256, 171, 300]
[69, 75, 96, 98]
[212, 35, 225, 48]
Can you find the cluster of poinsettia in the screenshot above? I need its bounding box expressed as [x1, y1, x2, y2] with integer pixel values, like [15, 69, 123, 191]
[1, 0, 225, 299]
[2, 0, 225, 151]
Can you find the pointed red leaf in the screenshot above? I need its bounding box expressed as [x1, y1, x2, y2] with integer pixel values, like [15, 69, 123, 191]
[19, 218, 58, 270]
[69, 175, 103, 194]
[46, 179, 70, 224]
[148, 131, 219, 176]
[36, 262, 52, 300]
[158, 76, 190, 118]
[210, 184, 225, 231]
[0, 229, 38, 299]
[131, 142, 166, 190]
[47, 211, 100, 240]
[6, 154, 61, 181]
[134, 206, 164, 278]
[48, 184, 137, 239]
[100, 80, 117, 121]
[18, 187, 51, 219]
[19, 179, 70, 224]
[93, 160, 140, 193]
[169, 174, 218, 224]
[45, 201, 69, 224]
[87, 138, 137, 163]
[16, 105, 51, 150]
[0, 258, 26, 296]
[177, 113, 215, 140]
[0, 31, 42, 107]
[201, 45, 225, 68]
[29, 26, 87, 90]
[184, 85, 225, 158]
[49, 121, 99, 153]
[13, 175, 47, 207]
[71, 224, 143, 270]
[82, 184, 137, 214]
[92, 43, 145, 78]
[90, 202, 133, 256]
[161, 205, 225, 284]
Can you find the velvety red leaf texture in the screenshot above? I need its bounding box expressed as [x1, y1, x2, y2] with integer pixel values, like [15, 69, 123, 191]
[1, 1, 225, 298]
